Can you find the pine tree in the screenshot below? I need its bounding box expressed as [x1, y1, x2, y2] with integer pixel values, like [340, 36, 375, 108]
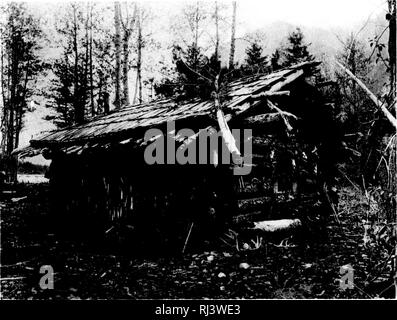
[270, 49, 282, 71]
[47, 53, 75, 128]
[174, 44, 212, 99]
[284, 27, 314, 66]
[244, 41, 267, 75]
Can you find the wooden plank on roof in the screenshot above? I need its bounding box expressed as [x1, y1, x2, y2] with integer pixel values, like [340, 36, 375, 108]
[28, 62, 319, 150]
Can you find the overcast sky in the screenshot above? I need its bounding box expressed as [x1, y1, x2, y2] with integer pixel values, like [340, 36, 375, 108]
[25, 0, 387, 31]
[236, 0, 386, 30]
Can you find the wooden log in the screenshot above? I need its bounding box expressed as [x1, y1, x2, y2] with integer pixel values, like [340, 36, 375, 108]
[242, 113, 282, 125]
[215, 74, 242, 165]
[249, 90, 290, 99]
[232, 211, 265, 224]
[267, 101, 297, 131]
[238, 195, 272, 213]
[0, 277, 26, 281]
[336, 61, 397, 129]
[250, 218, 302, 232]
[11, 196, 27, 203]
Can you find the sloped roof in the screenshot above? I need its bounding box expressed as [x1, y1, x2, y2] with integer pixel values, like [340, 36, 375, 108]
[15, 61, 320, 158]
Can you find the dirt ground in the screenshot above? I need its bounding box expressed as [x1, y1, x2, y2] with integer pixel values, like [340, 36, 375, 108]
[0, 183, 395, 299]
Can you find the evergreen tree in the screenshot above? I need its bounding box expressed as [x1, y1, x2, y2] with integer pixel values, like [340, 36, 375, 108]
[270, 49, 282, 71]
[47, 53, 75, 128]
[284, 27, 314, 66]
[243, 41, 268, 75]
[46, 3, 114, 127]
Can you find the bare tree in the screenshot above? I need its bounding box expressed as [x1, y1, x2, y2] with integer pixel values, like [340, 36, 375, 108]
[120, 2, 137, 107]
[114, 1, 122, 109]
[0, 3, 42, 182]
[89, 3, 95, 116]
[132, 5, 151, 105]
[132, 6, 143, 104]
[228, 1, 236, 70]
[173, 2, 208, 71]
[214, 1, 219, 61]
[137, 11, 143, 104]
[72, 4, 83, 123]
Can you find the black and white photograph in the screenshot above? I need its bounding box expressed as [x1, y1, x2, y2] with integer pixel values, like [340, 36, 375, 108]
[0, 0, 396, 306]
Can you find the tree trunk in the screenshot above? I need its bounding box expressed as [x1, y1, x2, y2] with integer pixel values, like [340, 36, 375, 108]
[89, 3, 94, 116]
[336, 61, 397, 129]
[214, 1, 219, 61]
[72, 5, 82, 124]
[193, 2, 199, 71]
[114, 1, 121, 109]
[135, 9, 142, 104]
[388, 0, 396, 103]
[83, 5, 89, 119]
[1, 43, 6, 155]
[228, 1, 236, 70]
[122, 29, 130, 107]
[121, 4, 135, 108]
[387, 0, 397, 300]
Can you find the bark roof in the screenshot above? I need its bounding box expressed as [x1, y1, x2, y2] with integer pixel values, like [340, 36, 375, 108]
[14, 61, 320, 158]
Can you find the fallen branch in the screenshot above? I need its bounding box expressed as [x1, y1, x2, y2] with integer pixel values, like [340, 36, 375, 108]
[0, 259, 34, 268]
[11, 196, 27, 203]
[336, 61, 397, 129]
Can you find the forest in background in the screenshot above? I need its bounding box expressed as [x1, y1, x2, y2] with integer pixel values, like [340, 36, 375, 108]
[0, 2, 391, 127]
[0, 1, 394, 183]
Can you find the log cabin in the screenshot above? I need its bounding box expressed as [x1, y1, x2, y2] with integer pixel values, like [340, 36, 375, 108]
[14, 61, 342, 250]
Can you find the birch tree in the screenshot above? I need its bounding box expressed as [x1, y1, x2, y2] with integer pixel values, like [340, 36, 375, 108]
[228, 1, 236, 70]
[133, 7, 143, 104]
[120, 2, 137, 106]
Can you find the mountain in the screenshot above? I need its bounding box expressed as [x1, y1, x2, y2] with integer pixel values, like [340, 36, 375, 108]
[221, 21, 346, 71]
